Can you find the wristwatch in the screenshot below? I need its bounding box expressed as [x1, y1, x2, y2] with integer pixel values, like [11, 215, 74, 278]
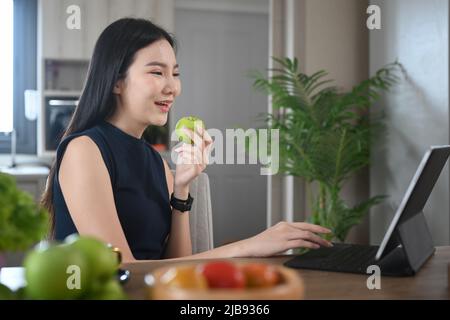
[170, 193, 194, 212]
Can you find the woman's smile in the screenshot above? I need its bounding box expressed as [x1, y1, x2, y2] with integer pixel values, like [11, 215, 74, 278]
[155, 100, 173, 113]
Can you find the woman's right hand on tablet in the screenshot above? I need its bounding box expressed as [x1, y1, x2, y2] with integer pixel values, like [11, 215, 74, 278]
[243, 221, 333, 257]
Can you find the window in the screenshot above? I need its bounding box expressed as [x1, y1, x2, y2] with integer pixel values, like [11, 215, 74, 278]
[0, 0, 37, 154]
[0, 0, 14, 133]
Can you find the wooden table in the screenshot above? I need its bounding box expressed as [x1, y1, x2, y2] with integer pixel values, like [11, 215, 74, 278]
[122, 246, 450, 300]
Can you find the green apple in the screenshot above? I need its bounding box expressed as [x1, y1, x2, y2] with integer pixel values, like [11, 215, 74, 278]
[24, 245, 89, 300]
[64, 235, 119, 284]
[175, 116, 206, 145]
[0, 283, 15, 300]
[14, 286, 28, 300]
[83, 278, 127, 300]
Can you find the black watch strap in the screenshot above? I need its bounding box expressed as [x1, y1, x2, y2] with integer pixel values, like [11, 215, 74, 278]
[170, 193, 194, 212]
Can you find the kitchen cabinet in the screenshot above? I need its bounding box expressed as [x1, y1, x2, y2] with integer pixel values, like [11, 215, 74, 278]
[40, 0, 85, 60]
[39, 0, 170, 60]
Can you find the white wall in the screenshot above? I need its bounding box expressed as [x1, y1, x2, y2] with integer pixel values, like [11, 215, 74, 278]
[269, 0, 371, 243]
[369, 0, 450, 245]
[302, 0, 370, 243]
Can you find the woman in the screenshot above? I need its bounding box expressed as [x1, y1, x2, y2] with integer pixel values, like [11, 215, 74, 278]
[41, 18, 333, 263]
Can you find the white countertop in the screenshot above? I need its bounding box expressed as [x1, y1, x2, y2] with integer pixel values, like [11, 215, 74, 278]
[0, 165, 50, 176]
[0, 267, 26, 291]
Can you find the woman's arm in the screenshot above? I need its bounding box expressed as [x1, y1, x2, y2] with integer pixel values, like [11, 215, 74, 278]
[187, 221, 333, 259]
[134, 220, 332, 263]
[160, 123, 213, 260]
[59, 136, 135, 262]
[162, 159, 193, 258]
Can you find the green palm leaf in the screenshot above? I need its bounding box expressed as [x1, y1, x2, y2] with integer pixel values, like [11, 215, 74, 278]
[250, 57, 401, 241]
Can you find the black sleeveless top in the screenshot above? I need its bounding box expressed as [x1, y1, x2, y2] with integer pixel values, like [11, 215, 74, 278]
[53, 121, 172, 259]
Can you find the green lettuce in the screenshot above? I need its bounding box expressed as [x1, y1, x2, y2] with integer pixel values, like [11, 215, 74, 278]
[0, 173, 49, 251]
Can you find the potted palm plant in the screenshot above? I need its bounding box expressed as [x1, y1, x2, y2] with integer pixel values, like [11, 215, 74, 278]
[251, 57, 400, 242]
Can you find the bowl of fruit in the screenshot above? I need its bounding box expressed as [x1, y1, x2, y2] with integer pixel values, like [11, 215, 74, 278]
[145, 260, 304, 300]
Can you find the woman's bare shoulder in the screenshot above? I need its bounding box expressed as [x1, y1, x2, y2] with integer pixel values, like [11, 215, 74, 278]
[60, 135, 106, 174]
[65, 135, 98, 154]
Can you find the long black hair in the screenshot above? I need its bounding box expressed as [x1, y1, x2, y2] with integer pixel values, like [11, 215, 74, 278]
[41, 18, 176, 235]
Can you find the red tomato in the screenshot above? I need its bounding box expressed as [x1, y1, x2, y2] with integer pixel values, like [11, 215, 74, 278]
[198, 261, 246, 289]
[242, 263, 281, 288]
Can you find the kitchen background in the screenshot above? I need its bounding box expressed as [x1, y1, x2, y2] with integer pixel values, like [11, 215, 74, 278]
[0, 0, 449, 260]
